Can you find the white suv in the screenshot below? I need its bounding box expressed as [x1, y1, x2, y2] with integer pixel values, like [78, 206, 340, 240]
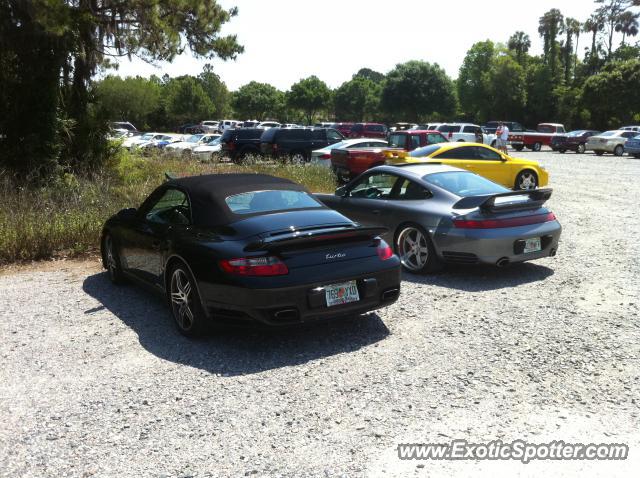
[436, 123, 497, 146]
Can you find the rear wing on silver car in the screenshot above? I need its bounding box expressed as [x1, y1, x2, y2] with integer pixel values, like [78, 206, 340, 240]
[453, 188, 553, 213]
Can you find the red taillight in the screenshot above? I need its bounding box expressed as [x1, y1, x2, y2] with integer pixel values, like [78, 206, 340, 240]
[376, 239, 393, 261]
[453, 212, 556, 229]
[219, 256, 289, 276]
[320, 153, 331, 159]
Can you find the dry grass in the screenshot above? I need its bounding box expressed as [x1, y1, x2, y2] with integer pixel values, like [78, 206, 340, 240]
[0, 152, 337, 264]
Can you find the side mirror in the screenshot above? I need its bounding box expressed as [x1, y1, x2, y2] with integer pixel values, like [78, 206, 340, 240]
[117, 207, 138, 220]
[335, 186, 348, 197]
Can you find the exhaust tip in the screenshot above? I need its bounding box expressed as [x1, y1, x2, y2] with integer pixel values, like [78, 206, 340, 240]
[272, 308, 299, 322]
[496, 257, 510, 268]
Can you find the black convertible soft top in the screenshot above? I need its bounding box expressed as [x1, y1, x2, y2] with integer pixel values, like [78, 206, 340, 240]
[167, 173, 312, 226]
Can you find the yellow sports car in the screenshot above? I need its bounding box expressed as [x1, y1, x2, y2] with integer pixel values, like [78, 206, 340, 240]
[385, 142, 548, 190]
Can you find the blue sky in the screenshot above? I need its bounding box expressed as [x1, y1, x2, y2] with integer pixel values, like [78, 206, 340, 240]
[114, 0, 603, 90]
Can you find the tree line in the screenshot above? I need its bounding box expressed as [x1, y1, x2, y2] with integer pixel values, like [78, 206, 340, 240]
[98, 0, 640, 133]
[1, 0, 639, 180]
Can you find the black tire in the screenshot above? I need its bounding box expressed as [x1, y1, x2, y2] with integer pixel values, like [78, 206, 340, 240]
[513, 145, 524, 152]
[532, 142, 542, 152]
[102, 233, 125, 285]
[559, 149, 566, 153]
[167, 263, 207, 337]
[634, 154, 640, 159]
[577, 143, 586, 154]
[614, 145, 624, 157]
[394, 224, 443, 274]
[595, 151, 604, 156]
[515, 170, 538, 190]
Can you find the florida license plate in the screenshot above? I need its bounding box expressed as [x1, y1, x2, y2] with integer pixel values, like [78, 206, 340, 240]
[523, 237, 542, 253]
[325, 281, 360, 307]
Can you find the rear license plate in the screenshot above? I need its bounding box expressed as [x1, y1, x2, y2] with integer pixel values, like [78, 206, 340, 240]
[523, 237, 542, 253]
[325, 281, 360, 307]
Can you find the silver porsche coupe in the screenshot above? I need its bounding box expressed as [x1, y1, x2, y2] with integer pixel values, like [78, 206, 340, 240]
[316, 164, 562, 273]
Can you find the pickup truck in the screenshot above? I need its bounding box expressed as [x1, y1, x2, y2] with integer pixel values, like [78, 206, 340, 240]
[330, 130, 448, 181]
[508, 123, 566, 152]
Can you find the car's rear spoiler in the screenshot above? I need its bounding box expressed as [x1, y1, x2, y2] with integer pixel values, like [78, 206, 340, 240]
[245, 225, 387, 251]
[453, 188, 553, 213]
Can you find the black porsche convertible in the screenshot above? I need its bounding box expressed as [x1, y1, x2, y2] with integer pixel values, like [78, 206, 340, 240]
[100, 173, 401, 335]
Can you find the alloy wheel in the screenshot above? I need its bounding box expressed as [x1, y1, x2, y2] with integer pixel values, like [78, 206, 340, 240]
[170, 269, 194, 331]
[290, 152, 306, 163]
[397, 227, 429, 272]
[577, 143, 586, 154]
[518, 171, 537, 190]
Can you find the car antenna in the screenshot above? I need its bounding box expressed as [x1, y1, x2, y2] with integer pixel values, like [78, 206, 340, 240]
[164, 172, 177, 182]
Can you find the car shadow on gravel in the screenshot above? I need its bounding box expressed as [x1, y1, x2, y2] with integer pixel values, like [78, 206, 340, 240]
[402, 262, 554, 291]
[82, 272, 390, 376]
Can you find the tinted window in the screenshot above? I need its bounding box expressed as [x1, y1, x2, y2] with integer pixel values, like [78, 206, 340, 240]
[311, 129, 325, 140]
[395, 179, 431, 200]
[425, 172, 507, 197]
[281, 129, 308, 140]
[462, 126, 475, 133]
[473, 146, 502, 160]
[409, 144, 442, 157]
[410, 135, 421, 150]
[225, 190, 321, 215]
[437, 125, 461, 133]
[435, 146, 476, 159]
[238, 129, 264, 139]
[349, 173, 398, 199]
[365, 124, 384, 132]
[146, 188, 190, 225]
[351, 124, 364, 132]
[327, 129, 343, 141]
[388, 133, 408, 148]
[623, 132, 636, 138]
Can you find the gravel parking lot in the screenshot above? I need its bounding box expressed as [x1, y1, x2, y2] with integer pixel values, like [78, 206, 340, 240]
[1, 150, 639, 477]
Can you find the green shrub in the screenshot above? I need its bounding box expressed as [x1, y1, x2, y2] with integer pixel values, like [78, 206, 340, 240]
[0, 151, 337, 264]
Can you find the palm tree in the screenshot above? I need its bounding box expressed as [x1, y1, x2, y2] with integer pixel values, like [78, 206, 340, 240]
[538, 9, 564, 80]
[595, 0, 632, 57]
[583, 13, 605, 60]
[615, 10, 639, 44]
[564, 18, 582, 80]
[508, 31, 531, 65]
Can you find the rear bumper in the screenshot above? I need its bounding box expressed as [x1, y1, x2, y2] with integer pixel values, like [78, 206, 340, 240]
[198, 266, 401, 327]
[433, 220, 562, 266]
[586, 143, 616, 153]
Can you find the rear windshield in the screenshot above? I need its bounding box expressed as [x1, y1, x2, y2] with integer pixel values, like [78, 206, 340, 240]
[225, 190, 322, 215]
[425, 171, 507, 197]
[567, 130, 586, 137]
[409, 144, 442, 157]
[388, 133, 408, 148]
[599, 131, 617, 137]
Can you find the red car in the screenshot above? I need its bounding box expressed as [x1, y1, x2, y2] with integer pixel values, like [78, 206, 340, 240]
[330, 130, 448, 180]
[348, 123, 388, 139]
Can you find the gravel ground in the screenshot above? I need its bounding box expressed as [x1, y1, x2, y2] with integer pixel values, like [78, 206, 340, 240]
[1, 151, 639, 477]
